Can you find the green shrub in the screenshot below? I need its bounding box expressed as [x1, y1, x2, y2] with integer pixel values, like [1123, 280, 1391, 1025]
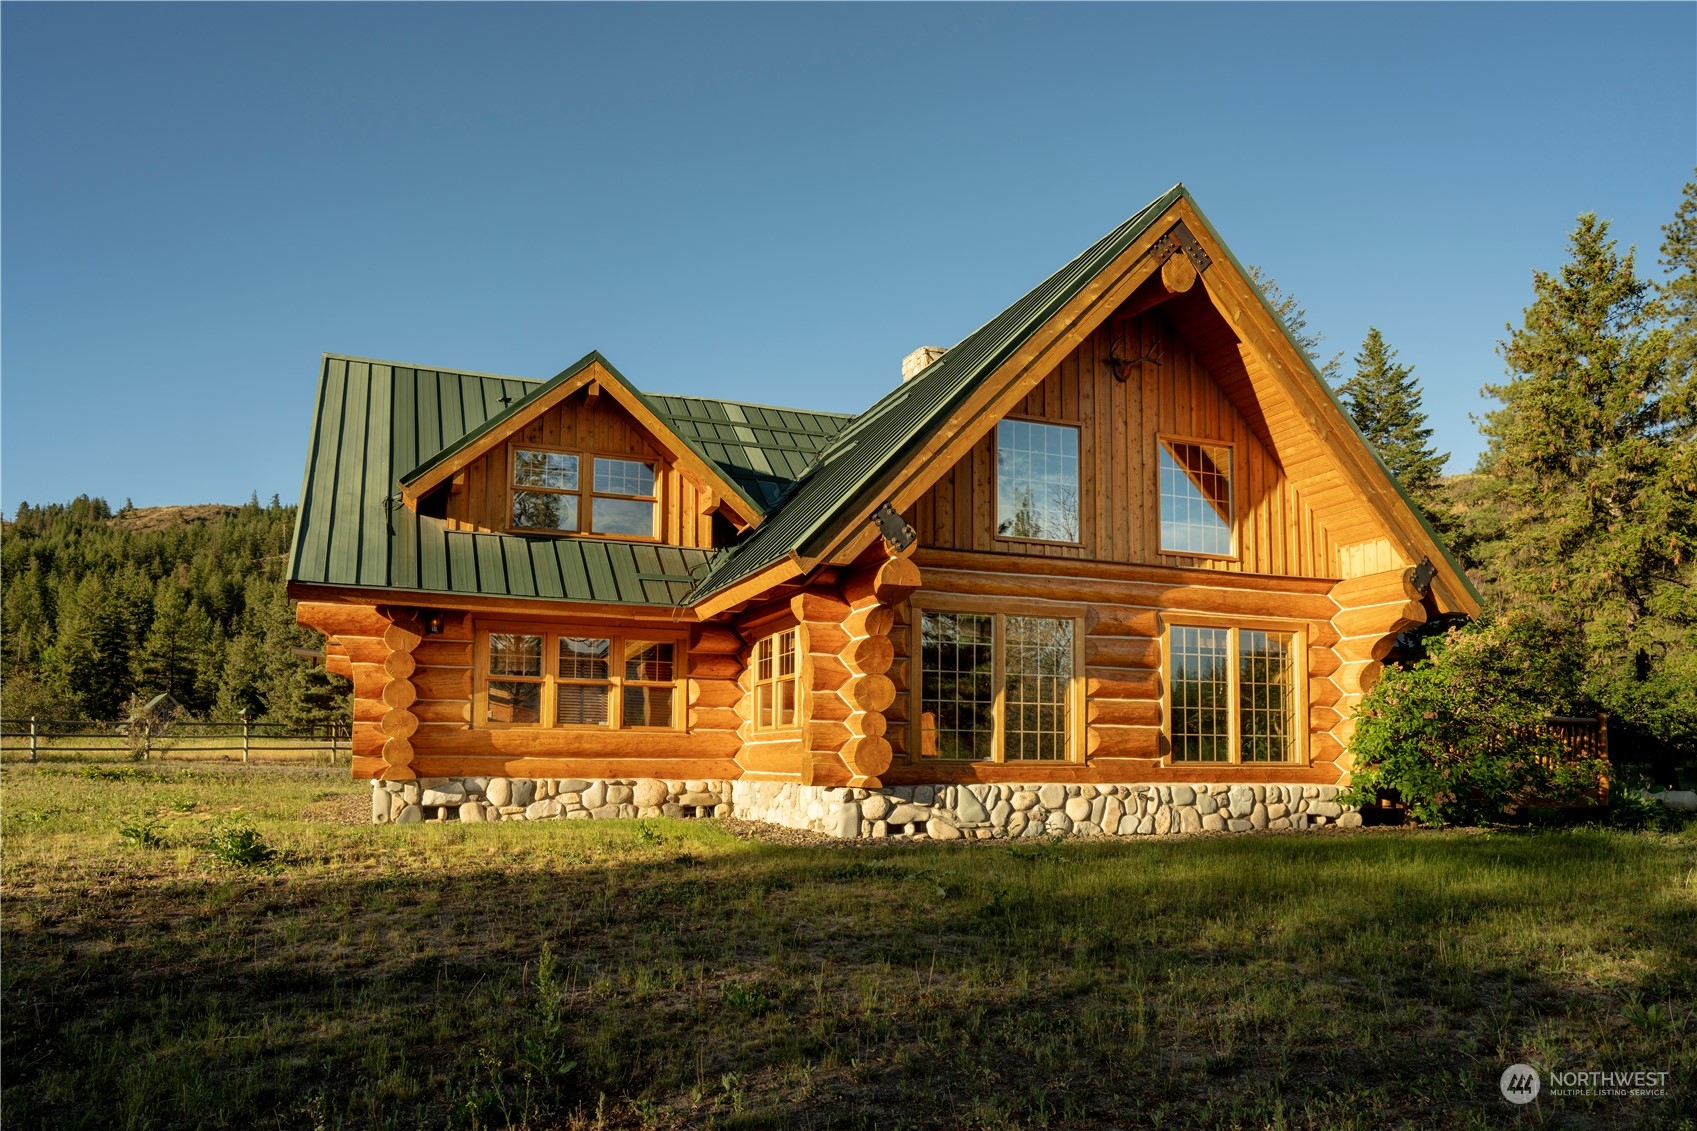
[118, 815, 165, 848]
[203, 818, 278, 868]
[1341, 616, 1607, 826]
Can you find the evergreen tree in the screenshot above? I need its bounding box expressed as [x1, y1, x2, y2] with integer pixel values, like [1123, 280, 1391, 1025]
[1, 498, 348, 723]
[1246, 265, 1343, 384]
[1659, 171, 1697, 392]
[1473, 212, 1696, 750]
[1338, 327, 1453, 530]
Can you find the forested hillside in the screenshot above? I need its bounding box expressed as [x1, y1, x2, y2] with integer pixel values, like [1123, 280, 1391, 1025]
[0, 495, 348, 724]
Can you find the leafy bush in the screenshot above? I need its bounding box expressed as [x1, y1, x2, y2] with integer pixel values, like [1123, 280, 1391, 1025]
[1341, 616, 1607, 826]
[203, 818, 278, 868]
[118, 815, 165, 848]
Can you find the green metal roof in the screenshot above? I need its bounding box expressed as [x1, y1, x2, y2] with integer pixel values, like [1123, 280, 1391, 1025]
[645, 393, 852, 510]
[288, 355, 822, 605]
[688, 185, 1185, 600]
[289, 183, 1478, 612]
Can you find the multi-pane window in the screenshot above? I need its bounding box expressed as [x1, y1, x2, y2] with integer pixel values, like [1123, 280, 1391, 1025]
[996, 420, 1080, 542]
[1003, 617, 1074, 760]
[920, 613, 995, 759]
[1159, 438, 1233, 556]
[753, 629, 799, 730]
[1168, 624, 1302, 763]
[486, 633, 545, 724]
[621, 641, 676, 728]
[511, 448, 658, 538]
[478, 629, 681, 729]
[918, 610, 1076, 762]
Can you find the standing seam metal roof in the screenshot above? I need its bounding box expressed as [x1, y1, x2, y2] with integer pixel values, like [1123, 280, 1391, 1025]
[287, 358, 838, 605]
[688, 185, 1185, 599]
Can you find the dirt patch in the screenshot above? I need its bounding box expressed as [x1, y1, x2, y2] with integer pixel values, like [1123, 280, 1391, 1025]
[110, 504, 240, 533]
[298, 792, 370, 825]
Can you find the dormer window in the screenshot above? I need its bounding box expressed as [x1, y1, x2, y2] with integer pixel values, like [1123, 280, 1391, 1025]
[511, 448, 658, 538]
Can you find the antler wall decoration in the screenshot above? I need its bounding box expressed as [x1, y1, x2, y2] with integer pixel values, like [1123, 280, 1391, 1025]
[1107, 333, 1164, 382]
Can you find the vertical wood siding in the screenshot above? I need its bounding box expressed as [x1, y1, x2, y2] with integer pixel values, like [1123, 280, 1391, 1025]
[444, 390, 715, 548]
[906, 309, 1340, 579]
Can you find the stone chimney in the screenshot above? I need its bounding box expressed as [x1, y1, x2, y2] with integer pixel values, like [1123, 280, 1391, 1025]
[901, 346, 948, 383]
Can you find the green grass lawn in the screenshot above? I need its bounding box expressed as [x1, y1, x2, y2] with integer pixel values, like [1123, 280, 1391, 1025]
[2, 764, 1693, 1130]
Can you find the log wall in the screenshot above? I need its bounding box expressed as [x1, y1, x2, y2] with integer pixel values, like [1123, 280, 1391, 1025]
[887, 552, 1351, 786]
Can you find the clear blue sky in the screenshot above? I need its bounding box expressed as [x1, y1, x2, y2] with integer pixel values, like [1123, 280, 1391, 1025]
[3, 2, 1692, 515]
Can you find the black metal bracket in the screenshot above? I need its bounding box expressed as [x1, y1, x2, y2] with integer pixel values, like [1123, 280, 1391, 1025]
[1412, 557, 1437, 595]
[1171, 222, 1211, 273]
[872, 501, 917, 553]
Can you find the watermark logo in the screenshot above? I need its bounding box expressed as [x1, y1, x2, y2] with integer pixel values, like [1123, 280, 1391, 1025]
[1500, 1064, 1541, 1104]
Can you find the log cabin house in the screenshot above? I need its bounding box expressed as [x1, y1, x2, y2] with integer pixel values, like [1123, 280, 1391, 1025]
[288, 185, 1479, 837]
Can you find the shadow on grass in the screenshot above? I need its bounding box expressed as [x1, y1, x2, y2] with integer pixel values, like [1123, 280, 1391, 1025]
[4, 827, 1694, 1129]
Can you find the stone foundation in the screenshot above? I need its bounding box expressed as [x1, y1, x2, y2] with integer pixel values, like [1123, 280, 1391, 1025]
[371, 777, 1358, 836]
[730, 781, 1358, 839]
[371, 777, 731, 825]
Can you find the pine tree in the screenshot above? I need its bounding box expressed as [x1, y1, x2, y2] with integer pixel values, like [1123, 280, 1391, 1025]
[1659, 171, 1697, 394]
[1338, 327, 1452, 529]
[1246, 265, 1343, 384]
[1475, 212, 1696, 749]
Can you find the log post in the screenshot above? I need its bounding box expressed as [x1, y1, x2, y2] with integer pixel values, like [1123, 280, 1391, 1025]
[1326, 567, 1427, 775]
[833, 555, 922, 787]
[376, 609, 425, 781]
[28, 717, 37, 763]
[241, 711, 251, 765]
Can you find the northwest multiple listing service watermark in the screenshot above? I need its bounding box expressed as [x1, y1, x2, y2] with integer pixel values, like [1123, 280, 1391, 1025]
[1500, 1063, 1672, 1104]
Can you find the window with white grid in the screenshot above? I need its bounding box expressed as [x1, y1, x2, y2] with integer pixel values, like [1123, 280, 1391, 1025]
[1167, 623, 1304, 764]
[1159, 439, 1233, 556]
[996, 420, 1079, 542]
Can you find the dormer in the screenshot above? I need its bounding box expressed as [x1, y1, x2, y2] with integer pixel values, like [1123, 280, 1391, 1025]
[399, 353, 764, 550]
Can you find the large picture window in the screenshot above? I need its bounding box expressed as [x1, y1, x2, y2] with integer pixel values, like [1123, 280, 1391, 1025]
[1167, 623, 1302, 763]
[918, 608, 1077, 762]
[996, 420, 1079, 542]
[511, 447, 658, 538]
[1159, 438, 1233, 556]
[477, 628, 682, 729]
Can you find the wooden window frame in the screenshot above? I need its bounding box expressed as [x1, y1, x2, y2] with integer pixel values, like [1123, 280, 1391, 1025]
[1156, 433, 1239, 562]
[751, 626, 801, 733]
[473, 622, 686, 731]
[909, 593, 1085, 764]
[991, 415, 1086, 549]
[1161, 614, 1308, 766]
[507, 444, 663, 542]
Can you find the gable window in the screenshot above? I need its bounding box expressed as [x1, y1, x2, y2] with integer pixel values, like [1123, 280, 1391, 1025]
[996, 420, 1079, 542]
[1159, 438, 1233, 556]
[1167, 623, 1303, 763]
[511, 448, 658, 538]
[917, 608, 1078, 761]
[752, 628, 798, 730]
[477, 628, 681, 729]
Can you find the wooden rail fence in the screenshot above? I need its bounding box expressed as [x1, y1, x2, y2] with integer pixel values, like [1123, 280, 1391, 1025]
[1, 718, 353, 765]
